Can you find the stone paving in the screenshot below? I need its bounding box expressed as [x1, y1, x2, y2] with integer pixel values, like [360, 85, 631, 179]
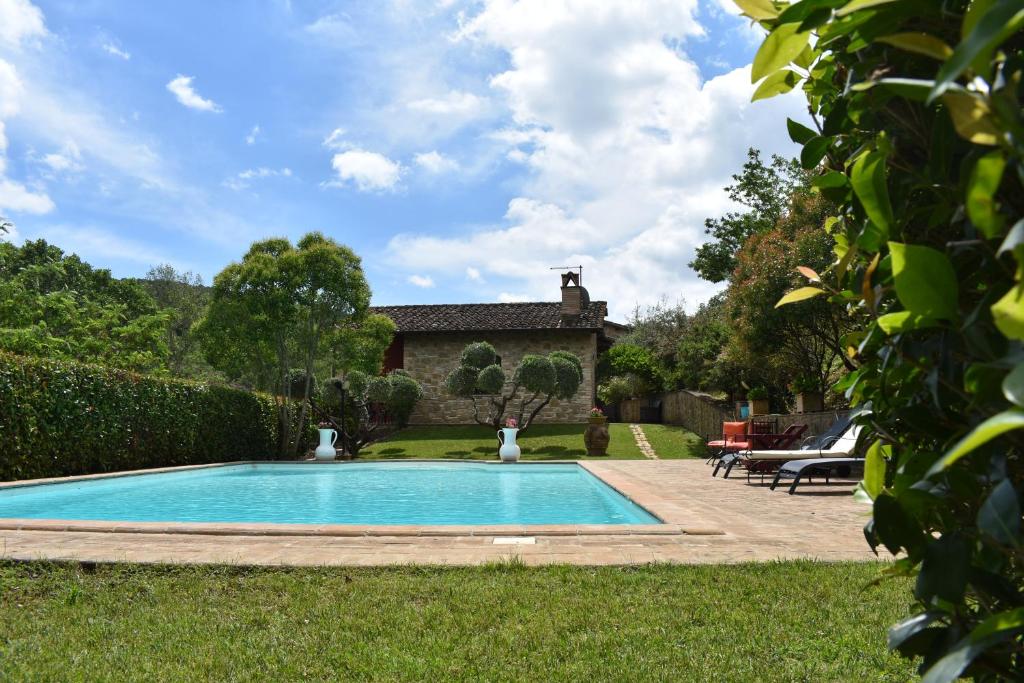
[0, 460, 875, 566]
[629, 423, 658, 459]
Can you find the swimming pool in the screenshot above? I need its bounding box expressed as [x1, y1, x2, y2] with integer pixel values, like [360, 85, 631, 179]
[0, 463, 660, 526]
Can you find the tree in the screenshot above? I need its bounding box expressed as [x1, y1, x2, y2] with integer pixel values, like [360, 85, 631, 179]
[0, 239, 168, 372]
[673, 296, 733, 392]
[197, 233, 371, 456]
[0, 216, 11, 235]
[747, 0, 1024, 678]
[444, 341, 583, 432]
[313, 369, 423, 456]
[143, 264, 212, 378]
[689, 149, 809, 282]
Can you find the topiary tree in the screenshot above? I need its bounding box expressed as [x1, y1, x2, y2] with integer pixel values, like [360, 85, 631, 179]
[444, 341, 583, 432]
[312, 369, 423, 456]
[743, 0, 1023, 678]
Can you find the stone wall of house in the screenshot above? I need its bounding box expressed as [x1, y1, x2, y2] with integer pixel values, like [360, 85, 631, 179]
[403, 330, 597, 425]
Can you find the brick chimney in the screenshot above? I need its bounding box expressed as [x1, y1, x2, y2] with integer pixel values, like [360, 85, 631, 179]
[560, 271, 590, 323]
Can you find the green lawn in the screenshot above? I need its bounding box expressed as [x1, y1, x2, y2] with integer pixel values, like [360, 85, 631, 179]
[360, 423, 645, 459]
[0, 561, 914, 681]
[639, 423, 708, 459]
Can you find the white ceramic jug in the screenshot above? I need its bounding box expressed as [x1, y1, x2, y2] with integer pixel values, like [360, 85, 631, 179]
[315, 428, 338, 460]
[497, 427, 521, 462]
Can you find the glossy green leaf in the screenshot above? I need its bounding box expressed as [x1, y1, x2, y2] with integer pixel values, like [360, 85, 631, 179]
[751, 23, 810, 83]
[977, 479, 1021, 546]
[733, 0, 780, 20]
[775, 286, 826, 307]
[966, 150, 1006, 238]
[863, 439, 886, 499]
[927, 409, 1024, 475]
[877, 311, 940, 335]
[997, 219, 1024, 258]
[850, 151, 893, 235]
[835, 0, 898, 16]
[787, 118, 817, 145]
[942, 92, 1000, 145]
[873, 493, 923, 555]
[921, 608, 1024, 683]
[930, 0, 1024, 101]
[861, 78, 934, 101]
[752, 70, 801, 101]
[992, 282, 1024, 340]
[1003, 363, 1024, 407]
[889, 242, 958, 321]
[812, 171, 848, 189]
[800, 136, 831, 169]
[878, 33, 953, 60]
[777, 0, 846, 23]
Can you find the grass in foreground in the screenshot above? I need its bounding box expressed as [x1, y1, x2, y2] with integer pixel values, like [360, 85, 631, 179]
[360, 423, 645, 459]
[0, 560, 914, 681]
[637, 423, 708, 459]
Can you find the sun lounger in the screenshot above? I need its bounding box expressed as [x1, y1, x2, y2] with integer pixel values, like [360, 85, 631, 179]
[715, 419, 858, 479]
[770, 457, 864, 494]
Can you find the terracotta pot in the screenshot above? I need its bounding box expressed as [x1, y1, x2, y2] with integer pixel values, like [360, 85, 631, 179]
[584, 417, 610, 456]
[749, 398, 770, 416]
[795, 391, 824, 414]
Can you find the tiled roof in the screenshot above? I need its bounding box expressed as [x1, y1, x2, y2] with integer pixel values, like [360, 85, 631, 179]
[371, 301, 608, 332]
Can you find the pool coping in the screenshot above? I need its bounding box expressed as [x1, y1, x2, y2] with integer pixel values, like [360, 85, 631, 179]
[0, 460, 723, 538]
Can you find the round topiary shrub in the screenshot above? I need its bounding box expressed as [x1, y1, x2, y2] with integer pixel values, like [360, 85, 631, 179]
[461, 341, 497, 370]
[514, 355, 556, 395]
[445, 365, 479, 397]
[476, 364, 506, 394]
[550, 355, 582, 399]
[387, 371, 423, 426]
[549, 350, 583, 378]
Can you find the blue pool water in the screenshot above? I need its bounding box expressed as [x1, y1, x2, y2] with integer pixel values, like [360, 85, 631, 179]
[0, 463, 659, 526]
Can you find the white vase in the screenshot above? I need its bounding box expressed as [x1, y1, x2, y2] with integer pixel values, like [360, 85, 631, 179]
[314, 428, 338, 460]
[497, 427, 521, 462]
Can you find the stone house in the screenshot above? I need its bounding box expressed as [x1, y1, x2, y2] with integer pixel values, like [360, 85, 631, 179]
[372, 273, 624, 425]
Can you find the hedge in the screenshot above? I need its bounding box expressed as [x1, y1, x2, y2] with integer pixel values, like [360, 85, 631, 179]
[0, 352, 283, 481]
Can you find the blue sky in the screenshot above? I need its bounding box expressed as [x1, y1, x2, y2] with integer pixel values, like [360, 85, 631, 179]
[0, 0, 804, 319]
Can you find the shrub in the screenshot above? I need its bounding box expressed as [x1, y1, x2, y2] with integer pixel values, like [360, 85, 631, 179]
[747, 387, 768, 400]
[461, 341, 498, 370]
[746, 0, 1024, 678]
[0, 352, 281, 481]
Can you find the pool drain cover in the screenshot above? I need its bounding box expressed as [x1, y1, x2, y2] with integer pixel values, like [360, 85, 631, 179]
[492, 537, 536, 545]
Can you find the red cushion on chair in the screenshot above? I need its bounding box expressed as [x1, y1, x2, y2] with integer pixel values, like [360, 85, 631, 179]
[723, 441, 750, 452]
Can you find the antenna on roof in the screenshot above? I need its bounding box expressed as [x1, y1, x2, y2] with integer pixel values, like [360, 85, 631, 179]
[549, 265, 583, 286]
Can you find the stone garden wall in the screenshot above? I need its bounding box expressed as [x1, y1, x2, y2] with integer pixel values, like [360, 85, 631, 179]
[403, 330, 597, 425]
[620, 389, 849, 441]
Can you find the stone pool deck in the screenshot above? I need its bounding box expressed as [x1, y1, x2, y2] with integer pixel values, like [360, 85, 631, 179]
[0, 460, 874, 566]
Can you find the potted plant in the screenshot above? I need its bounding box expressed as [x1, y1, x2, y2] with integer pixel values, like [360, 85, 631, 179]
[497, 417, 521, 463]
[790, 376, 823, 414]
[314, 421, 338, 461]
[584, 407, 610, 456]
[747, 387, 769, 416]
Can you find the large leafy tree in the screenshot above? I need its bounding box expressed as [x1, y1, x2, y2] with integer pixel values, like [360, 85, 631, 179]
[0, 239, 168, 372]
[744, 0, 1024, 678]
[197, 233, 371, 456]
[689, 149, 809, 282]
[143, 264, 214, 379]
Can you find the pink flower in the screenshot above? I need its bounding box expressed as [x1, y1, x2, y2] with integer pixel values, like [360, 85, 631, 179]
[505, 417, 518, 428]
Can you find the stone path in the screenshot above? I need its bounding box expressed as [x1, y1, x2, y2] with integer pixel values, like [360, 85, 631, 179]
[0, 460, 875, 566]
[630, 423, 658, 459]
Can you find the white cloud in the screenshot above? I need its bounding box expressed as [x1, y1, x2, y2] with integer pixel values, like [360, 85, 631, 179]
[322, 127, 348, 150]
[223, 166, 293, 191]
[102, 42, 131, 60]
[328, 149, 402, 192]
[408, 90, 485, 116]
[386, 0, 804, 318]
[166, 75, 222, 113]
[30, 225, 169, 264]
[414, 150, 459, 174]
[0, 177, 53, 213]
[0, 0, 47, 49]
[39, 140, 83, 174]
[466, 266, 483, 282]
[407, 274, 435, 288]
[245, 124, 260, 145]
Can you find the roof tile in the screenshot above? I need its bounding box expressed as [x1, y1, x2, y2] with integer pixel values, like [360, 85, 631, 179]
[371, 301, 607, 332]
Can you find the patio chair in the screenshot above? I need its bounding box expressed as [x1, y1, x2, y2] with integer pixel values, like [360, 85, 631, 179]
[715, 415, 853, 479]
[770, 457, 864, 495]
[705, 421, 750, 465]
[720, 423, 862, 481]
[738, 424, 809, 482]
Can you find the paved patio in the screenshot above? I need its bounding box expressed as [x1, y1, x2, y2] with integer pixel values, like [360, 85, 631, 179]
[0, 460, 874, 566]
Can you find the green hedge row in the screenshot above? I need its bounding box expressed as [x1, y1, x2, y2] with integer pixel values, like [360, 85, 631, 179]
[0, 352, 282, 481]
